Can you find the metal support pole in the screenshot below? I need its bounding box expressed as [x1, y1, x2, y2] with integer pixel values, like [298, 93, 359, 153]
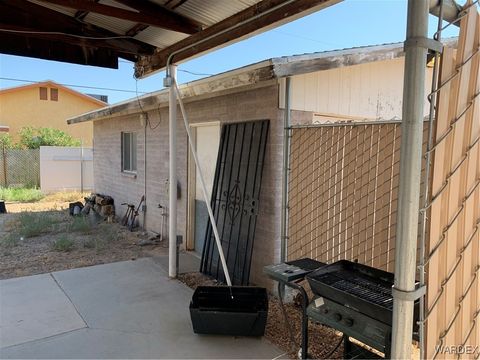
[168, 64, 178, 279]
[391, 1, 429, 358]
[143, 113, 147, 231]
[280, 77, 292, 263]
[80, 140, 84, 193]
[2, 144, 7, 187]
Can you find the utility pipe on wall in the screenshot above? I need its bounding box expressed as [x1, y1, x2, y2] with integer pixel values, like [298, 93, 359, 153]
[168, 64, 178, 278]
[391, 0, 429, 358]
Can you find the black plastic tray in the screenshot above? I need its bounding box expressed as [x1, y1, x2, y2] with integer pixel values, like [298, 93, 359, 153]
[306, 260, 395, 324]
[190, 286, 268, 336]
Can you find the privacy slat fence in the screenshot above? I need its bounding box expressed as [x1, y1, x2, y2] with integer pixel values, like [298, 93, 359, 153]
[425, 2, 480, 358]
[287, 4, 479, 358]
[288, 122, 427, 273]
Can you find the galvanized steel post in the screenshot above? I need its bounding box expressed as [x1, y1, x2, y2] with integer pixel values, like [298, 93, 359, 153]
[391, 0, 429, 358]
[168, 64, 178, 278]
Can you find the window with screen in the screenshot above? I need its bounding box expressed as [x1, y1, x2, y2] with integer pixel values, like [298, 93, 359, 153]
[121, 132, 137, 173]
[39, 87, 47, 100]
[50, 88, 58, 101]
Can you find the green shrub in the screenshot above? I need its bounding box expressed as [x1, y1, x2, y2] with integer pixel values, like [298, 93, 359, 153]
[52, 236, 75, 252]
[0, 133, 14, 149]
[1, 233, 20, 248]
[69, 216, 92, 234]
[0, 187, 44, 202]
[18, 126, 81, 149]
[17, 212, 55, 238]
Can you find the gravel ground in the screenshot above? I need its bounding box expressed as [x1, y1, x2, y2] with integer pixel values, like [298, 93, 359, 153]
[177, 272, 344, 359]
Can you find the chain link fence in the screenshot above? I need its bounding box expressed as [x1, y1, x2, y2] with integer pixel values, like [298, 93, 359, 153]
[287, 122, 427, 273]
[0, 147, 40, 188]
[423, 2, 480, 357]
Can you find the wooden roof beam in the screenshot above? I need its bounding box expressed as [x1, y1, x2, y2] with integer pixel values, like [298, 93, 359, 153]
[134, 0, 341, 78]
[41, 0, 202, 34]
[126, 23, 149, 37]
[74, 0, 99, 21]
[164, 0, 189, 10]
[0, 33, 123, 68]
[1, 0, 155, 56]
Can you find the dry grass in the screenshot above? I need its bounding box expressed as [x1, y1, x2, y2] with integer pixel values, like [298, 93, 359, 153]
[40, 191, 89, 203]
[4, 191, 87, 213]
[0, 191, 168, 280]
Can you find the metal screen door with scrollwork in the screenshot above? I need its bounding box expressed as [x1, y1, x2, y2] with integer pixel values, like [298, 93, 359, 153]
[200, 120, 269, 285]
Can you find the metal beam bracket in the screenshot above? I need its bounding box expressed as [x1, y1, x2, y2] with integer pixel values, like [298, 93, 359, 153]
[404, 37, 444, 53]
[392, 284, 426, 301]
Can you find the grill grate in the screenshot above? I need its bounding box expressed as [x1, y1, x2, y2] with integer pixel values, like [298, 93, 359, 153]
[315, 271, 393, 310]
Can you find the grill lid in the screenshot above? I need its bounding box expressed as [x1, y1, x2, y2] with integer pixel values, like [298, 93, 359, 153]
[307, 260, 395, 324]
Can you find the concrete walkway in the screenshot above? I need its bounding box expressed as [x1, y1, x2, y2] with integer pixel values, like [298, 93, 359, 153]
[0, 257, 283, 359]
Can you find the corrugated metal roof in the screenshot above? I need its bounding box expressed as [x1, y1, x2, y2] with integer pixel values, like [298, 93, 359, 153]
[85, 12, 138, 35]
[28, 0, 77, 17]
[99, 0, 136, 11]
[134, 27, 189, 49]
[175, 0, 261, 26]
[28, 0, 264, 47]
[26, 0, 265, 51]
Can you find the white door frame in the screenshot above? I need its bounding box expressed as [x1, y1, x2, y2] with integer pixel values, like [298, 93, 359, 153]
[186, 121, 220, 251]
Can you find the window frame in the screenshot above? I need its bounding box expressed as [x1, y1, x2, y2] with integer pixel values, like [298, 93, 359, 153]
[50, 88, 59, 101]
[39, 87, 48, 100]
[121, 132, 137, 174]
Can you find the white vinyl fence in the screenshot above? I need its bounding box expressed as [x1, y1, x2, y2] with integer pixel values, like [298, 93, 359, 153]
[40, 146, 93, 193]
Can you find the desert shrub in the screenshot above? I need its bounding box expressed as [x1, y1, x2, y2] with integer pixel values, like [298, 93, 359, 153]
[52, 236, 75, 252]
[69, 216, 92, 234]
[17, 212, 55, 238]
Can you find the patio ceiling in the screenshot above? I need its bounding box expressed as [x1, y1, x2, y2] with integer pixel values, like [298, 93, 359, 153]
[0, 0, 341, 78]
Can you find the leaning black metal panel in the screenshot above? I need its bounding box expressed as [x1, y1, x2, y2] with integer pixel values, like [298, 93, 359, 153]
[200, 120, 269, 285]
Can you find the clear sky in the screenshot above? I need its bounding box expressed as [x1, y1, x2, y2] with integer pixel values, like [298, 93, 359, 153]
[0, 0, 460, 104]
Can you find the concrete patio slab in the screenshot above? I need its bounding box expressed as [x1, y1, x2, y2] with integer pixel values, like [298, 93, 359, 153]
[153, 252, 202, 274]
[0, 273, 86, 348]
[0, 258, 283, 359]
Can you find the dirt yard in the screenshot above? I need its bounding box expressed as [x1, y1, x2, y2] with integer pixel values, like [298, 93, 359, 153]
[0, 192, 167, 280]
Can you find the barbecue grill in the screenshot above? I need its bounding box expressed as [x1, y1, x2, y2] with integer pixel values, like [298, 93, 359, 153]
[306, 260, 419, 358]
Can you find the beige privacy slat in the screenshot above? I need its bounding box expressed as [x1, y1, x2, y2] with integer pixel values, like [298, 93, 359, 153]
[426, 2, 480, 358]
[287, 122, 426, 272]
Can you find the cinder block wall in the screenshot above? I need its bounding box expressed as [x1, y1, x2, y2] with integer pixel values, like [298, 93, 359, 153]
[93, 84, 283, 288]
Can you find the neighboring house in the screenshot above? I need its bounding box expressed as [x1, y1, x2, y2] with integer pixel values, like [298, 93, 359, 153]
[0, 81, 107, 146]
[68, 41, 451, 288]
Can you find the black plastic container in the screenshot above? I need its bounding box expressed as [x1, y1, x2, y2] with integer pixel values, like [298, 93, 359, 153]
[190, 286, 268, 336]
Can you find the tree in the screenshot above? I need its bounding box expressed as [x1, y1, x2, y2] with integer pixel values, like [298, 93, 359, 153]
[18, 127, 81, 149]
